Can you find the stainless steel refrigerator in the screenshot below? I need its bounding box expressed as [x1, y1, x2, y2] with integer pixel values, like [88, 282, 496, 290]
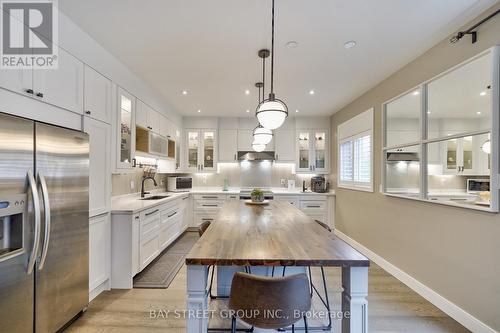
[0, 112, 89, 333]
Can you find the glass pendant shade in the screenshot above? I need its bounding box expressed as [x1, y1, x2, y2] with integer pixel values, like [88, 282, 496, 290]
[481, 140, 491, 154]
[252, 141, 266, 152]
[253, 125, 273, 145]
[256, 98, 288, 130]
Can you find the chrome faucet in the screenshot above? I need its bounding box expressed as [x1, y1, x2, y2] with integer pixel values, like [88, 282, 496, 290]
[141, 176, 158, 198]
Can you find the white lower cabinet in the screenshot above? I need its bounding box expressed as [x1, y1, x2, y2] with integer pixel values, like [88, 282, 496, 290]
[111, 196, 188, 289]
[192, 194, 227, 227]
[89, 213, 111, 301]
[274, 195, 334, 228]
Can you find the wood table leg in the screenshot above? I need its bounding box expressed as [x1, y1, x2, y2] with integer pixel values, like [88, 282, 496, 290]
[187, 265, 208, 333]
[342, 266, 368, 333]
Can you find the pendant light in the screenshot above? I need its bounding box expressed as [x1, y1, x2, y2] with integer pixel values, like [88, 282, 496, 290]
[255, 0, 288, 130]
[252, 142, 266, 152]
[253, 64, 273, 145]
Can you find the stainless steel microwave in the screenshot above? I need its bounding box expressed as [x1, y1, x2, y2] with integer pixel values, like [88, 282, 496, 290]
[467, 179, 490, 193]
[167, 176, 192, 192]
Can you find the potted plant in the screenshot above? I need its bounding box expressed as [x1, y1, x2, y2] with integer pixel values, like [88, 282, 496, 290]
[251, 188, 264, 202]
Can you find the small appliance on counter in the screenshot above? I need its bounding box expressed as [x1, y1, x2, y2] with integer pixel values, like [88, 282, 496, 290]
[311, 176, 329, 193]
[167, 176, 193, 192]
[287, 179, 295, 190]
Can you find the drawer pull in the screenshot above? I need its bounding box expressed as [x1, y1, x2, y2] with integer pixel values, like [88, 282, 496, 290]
[135, 216, 140, 219]
[168, 211, 178, 218]
[202, 196, 218, 199]
[145, 209, 159, 216]
[202, 218, 214, 221]
[182, 197, 188, 200]
[202, 204, 218, 207]
[307, 205, 321, 208]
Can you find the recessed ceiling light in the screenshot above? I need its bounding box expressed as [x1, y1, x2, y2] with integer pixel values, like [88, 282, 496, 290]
[344, 40, 357, 49]
[295, 109, 299, 113]
[447, 133, 452, 136]
[285, 41, 299, 48]
[245, 90, 250, 95]
[480, 91, 487, 96]
[427, 111, 431, 114]
[197, 109, 201, 113]
[246, 109, 250, 113]
[413, 90, 420, 96]
[182, 90, 187, 95]
[477, 111, 482, 115]
[309, 90, 315, 95]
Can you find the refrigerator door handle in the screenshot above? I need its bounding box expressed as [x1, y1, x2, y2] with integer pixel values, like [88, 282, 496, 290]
[37, 172, 51, 270]
[27, 170, 41, 275]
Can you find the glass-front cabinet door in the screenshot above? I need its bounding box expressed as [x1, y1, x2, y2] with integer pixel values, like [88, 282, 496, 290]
[187, 130, 199, 171]
[296, 130, 329, 173]
[202, 131, 216, 171]
[116, 87, 135, 169]
[297, 132, 310, 172]
[313, 131, 327, 172]
[185, 129, 217, 172]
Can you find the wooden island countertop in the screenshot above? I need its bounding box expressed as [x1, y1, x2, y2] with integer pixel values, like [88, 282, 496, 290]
[186, 201, 369, 267]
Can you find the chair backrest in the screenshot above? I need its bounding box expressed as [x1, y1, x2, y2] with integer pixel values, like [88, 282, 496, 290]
[198, 220, 211, 237]
[315, 219, 332, 232]
[228, 272, 311, 329]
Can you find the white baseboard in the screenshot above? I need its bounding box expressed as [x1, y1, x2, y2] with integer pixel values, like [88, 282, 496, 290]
[334, 230, 498, 333]
[89, 279, 111, 302]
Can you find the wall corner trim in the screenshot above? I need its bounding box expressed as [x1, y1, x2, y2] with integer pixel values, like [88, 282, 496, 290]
[334, 229, 498, 333]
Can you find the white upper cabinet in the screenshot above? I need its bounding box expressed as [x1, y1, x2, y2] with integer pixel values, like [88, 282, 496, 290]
[237, 129, 254, 151]
[116, 87, 136, 170]
[84, 117, 111, 217]
[84, 66, 112, 123]
[296, 130, 330, 174]
[185, 129, 217, 172]
[135, 99, 149, 129]
[0, 44, 84, 115]
[219, 129, 238, 162]
[148, 109, 161, 134]
[0, 66, 32, 96]
[136, 99, 164, 135]
[33, 46, 84, 114]
[274, 129, 295, 162]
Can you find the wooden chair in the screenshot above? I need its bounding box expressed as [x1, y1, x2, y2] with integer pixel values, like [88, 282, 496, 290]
[229, 272, 310, 332]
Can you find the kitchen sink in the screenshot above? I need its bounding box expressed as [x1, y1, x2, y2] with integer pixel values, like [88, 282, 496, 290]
[140, 195, 170, 200]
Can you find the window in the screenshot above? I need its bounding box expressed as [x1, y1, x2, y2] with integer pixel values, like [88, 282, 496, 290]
[338, 109, 374, 191]
[382, 48, 498, 212]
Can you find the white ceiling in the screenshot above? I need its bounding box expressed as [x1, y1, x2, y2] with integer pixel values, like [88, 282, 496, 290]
[59, 0, 497, 117]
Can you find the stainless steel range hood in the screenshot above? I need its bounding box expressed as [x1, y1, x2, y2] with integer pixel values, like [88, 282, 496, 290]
[238, 151, 275, 161]
[386, 152, 419, 162]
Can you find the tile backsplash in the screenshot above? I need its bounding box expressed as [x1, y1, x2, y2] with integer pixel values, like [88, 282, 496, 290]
[112, 162, 324, 196]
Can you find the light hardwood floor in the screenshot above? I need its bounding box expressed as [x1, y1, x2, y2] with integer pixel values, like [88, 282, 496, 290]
[65, 264, 469, 333]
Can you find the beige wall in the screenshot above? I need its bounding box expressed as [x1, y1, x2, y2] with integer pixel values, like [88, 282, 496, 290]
[330, 3, 500, 331]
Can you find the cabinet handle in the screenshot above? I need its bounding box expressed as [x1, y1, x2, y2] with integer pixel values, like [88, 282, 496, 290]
[307, 205, 321, 208]
[168, 211, 177, 218]
[234, 154, 236, 161]
[202, 204, 218, 207]
[145, 209, 159, 216]
[202, 196, 218, 199]
[182, 197, 188, 200]
[202, 218, 214, 221]
[85, 110, 91, 115]
[36, 92, 44, 98]
[25, 89, 34, 94]
[135, 216, 140, 219]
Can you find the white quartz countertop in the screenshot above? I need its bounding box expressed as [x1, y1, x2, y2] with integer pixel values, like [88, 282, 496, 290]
[111, 187, 335, 214]
[111, 191, 188, 214]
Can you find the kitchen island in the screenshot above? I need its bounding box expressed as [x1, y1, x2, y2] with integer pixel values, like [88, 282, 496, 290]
[185, 201, 369, 333]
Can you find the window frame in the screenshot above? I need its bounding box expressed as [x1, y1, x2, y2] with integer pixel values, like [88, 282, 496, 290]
[381, 46, 499, 213]
[338, 129, 374, 192]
